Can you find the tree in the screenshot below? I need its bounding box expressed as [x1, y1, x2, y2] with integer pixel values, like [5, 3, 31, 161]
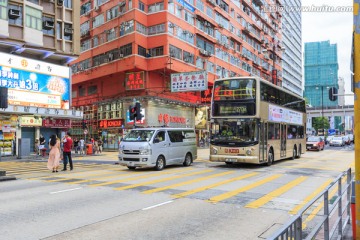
[312, 117, 330, 133]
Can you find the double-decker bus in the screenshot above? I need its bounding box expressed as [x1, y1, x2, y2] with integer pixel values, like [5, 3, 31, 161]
[210, 77, 306, 166]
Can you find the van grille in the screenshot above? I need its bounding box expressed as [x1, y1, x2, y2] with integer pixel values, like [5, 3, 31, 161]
[123, 150, 140, 155]
[123, 158, 140, 162]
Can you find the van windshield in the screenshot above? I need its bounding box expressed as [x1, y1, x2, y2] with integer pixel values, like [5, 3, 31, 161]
[123, 130, 155, 142]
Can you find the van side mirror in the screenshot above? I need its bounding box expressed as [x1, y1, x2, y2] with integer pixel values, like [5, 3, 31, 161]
[153, 138, 160, 143]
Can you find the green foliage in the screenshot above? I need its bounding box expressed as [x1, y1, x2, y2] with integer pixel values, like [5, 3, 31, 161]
[312, 117, 330, 132]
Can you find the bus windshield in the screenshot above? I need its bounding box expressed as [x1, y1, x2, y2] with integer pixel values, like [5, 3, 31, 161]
[213, 78, 256, 101]
[123, 130, 155, 142]
[210, 118, 259, 146]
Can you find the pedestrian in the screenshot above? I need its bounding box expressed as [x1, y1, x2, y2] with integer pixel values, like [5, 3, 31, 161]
[94, 139, 99, 154]
[74, 138, 79, 154]
[61, 132, 73, 171]
[47, 135, 61, 173]
[98, 138, 103, 153]
[39, 134, 46, 155]
[79, 137, 85, 155]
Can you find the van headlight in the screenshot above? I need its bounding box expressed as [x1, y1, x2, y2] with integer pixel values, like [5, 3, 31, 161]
[119, 149, 124, 154]
[140, 149, 151, 155]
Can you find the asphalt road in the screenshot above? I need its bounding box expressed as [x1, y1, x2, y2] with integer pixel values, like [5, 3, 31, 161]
[0, 146, 354, 240]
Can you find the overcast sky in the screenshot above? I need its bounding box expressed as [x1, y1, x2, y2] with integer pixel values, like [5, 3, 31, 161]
[301, 0, 353, 104]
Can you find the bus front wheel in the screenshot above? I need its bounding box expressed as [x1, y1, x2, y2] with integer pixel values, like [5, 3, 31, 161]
[292, 147, 297, 160]
[266, 150, 274, 166]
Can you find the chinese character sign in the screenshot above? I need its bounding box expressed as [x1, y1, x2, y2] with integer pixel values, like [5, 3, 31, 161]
[171, 71, 208, 92]
[0, 52, 70, 109]
[125, 72, 145, 90]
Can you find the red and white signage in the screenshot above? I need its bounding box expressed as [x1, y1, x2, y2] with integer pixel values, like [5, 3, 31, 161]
[43, 118, 71, 128]
[99, 119, 124, 128]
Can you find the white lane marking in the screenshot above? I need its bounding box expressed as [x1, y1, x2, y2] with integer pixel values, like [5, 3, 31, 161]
[50, 187, 82, 194]
[142, 200, 174, 210]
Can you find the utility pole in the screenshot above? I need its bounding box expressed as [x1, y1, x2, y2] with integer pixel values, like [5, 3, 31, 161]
[353, 1, 360, 238]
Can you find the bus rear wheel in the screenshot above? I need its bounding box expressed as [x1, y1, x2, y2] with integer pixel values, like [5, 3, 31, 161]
[292, 147, 297, 160]
[297, 145, 302, 159]
[266, 150, 274, 166]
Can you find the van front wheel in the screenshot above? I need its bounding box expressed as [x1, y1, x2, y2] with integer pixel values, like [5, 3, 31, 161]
[155, 156, 165, 171]
[183, 153, 192, 166]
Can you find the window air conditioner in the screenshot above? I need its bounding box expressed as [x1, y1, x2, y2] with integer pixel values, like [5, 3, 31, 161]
[8, 9, 20, 19]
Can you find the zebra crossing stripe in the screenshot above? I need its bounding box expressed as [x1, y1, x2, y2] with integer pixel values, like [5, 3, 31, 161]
[89, 168, 194, 187]
[172, 172, 259, 199]
[289, 179, 332, 215]
[245, 176, 308, 209]
[142, 171, 235, 194]
[114, 169, 214, 191]
[208, 174, 282, 203]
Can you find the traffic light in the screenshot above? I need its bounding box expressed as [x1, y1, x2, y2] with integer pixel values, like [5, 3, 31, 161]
[135, 102, 142, 121]
[82, 119, 87, 129]
[129, 105, 136, 120]
[329, 87, 338, 101]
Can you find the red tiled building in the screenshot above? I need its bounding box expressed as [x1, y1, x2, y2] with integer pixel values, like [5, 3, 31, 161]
[70, 0, 283, 148]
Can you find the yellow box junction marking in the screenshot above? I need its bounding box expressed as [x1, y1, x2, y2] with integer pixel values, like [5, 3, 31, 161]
[208, 174, 282, 203]
[172, 172, 259, 198]
[245, 176, 308, 209]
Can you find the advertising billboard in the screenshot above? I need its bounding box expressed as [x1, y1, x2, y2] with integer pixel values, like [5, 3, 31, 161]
[171, 71, 207, 92]
[0, 52, 70, 109]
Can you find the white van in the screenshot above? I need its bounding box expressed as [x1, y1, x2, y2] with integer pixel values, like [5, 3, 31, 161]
[118, 128, 197, 170]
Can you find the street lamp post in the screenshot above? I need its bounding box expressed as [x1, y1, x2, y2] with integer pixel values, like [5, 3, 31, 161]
[316, 85, 329, 135]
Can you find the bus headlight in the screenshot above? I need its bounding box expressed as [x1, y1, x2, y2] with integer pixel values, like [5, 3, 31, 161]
[246, 150, 252, 155]
[212, 147, 218, 155]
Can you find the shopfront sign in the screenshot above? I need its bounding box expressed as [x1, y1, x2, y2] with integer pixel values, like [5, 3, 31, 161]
[99, 119, 124, 128]
[158, 113, 186, 126]
[171, 71, 207, 92]
[42, 118, 71, 128]
[0, 119, 16, 132]
[0, 105, 83, 119]
[201, 87, 212, 104]
[0, 52, 71, 109]
[125, 71, 145, 90]
[20, 116, 42, 126]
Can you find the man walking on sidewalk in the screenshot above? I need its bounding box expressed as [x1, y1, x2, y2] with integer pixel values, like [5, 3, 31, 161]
[61, 132, 73, 171]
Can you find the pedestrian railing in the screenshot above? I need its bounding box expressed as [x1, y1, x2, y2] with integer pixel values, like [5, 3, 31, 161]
[267, 168, 352, 240]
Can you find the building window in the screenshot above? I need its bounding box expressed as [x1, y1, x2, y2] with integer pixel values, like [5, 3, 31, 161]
[81, 39, 91, 52]
[56, 21, 62, 39]
[138, 45, 146, 57]
[169, 45, 182, 60]
[25, 6, 42, 31]
[149, 46, 163, 57]
[147, 23, 165, 35]
[119, 20, 134, 36]
[81, 2, 91, 15]
[88, 85, 97, 95]
[27, 0, 39, 4]
[136, 22, 147, 35]
[107, 6, 119, 21]
[64, 0, 72, 8]
[93, 14, 104, 28]
[129, 0, 133, 9]
[93, 36, 99, 47]
[64, 23, 73, 41]
[107, 28, 116, 41]
[148, 2, 164, 13]
[42, 16, 55, 36]
[0, 0, 7, 20]
[79, 86, 86, 97]
[96, 0, 109, 6]
[8, 4, 23, 26]
[80, 21, 90, 35]
[196, 0, 204, 12]
[139, 1, 146, 12]
[119, 43, 132, 56]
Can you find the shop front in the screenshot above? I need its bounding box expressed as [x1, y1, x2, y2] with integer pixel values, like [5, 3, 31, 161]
[98, 119, 124, 150]
[0, 116, 17, 156]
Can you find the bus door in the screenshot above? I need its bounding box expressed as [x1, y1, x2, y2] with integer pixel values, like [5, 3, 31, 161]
[259, 121, 267, 162]
[280, 124, 286, 157]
